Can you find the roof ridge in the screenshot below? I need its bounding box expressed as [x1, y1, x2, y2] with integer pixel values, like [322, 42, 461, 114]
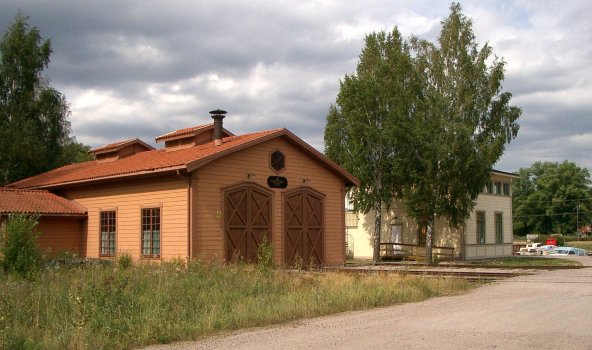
[0, 187, 49, 193]
[154, 123, 213, 141]
[6, 127, 306, 190]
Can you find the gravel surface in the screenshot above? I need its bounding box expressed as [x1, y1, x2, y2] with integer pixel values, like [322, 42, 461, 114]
[143, 256, 592, 350]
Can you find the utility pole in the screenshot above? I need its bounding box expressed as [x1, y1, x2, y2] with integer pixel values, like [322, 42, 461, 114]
[576, 203, 580, 241]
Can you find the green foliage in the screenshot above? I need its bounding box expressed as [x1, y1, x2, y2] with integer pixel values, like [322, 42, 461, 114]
[117, 253, 132, 269]
[0, 262, 473, 349]
[1, 214, 43, 278]
[324, 3, 521, 263]
[0, 14, 92, 186]
[256, 237, 274, 274]
[403, 3, 520, 229]
[325, 28, 419, 262]
[513, 161, 592, 236]
[57, 138, 94, 165]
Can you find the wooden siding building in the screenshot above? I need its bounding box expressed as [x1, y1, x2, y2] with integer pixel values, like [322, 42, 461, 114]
[8, 111, 358, 266]
[0, 188, 87, 257]
[345, 170, 519, 260]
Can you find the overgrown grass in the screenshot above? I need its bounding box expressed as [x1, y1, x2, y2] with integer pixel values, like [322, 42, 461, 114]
[0, 261, 474, 349]
[566, 241, 592, 250]
[471, 257, 581, 267]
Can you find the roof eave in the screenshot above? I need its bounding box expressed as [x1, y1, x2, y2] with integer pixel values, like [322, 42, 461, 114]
[491, 169, 520, 179]
[23, 165, 187, 190]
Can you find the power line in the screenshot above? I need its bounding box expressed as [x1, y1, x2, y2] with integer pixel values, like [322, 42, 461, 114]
[514, 210, 592, 218]
[513, 197, 592, 205]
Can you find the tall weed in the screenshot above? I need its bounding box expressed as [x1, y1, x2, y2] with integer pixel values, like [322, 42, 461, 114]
[0, 262, 473, 349]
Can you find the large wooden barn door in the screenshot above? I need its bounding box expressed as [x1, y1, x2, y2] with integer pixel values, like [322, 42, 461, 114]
[284, 188, 324, 266]
[225, 184, 272, 263]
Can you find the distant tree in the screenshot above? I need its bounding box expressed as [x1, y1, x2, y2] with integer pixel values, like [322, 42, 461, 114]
[513, 161, 592, 236]
[58, 138, 93, 164]
[0, 13, 90, 186]
[403, 3, 521, 262]
[324, 28, 419, 263]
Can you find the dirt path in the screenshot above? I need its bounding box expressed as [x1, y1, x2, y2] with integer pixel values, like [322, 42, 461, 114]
[145, 256, 592, 350]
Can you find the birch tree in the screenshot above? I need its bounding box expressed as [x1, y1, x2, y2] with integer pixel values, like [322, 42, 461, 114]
[403, 3, 521, 262]
[324, 28, 418, 263]
[0, 14, 80, 185]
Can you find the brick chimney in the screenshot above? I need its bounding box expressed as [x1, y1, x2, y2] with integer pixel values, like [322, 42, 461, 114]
[209, 109, 227, 146]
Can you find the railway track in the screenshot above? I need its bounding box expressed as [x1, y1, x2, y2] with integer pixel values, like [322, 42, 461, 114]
[328, 267, 530, 281]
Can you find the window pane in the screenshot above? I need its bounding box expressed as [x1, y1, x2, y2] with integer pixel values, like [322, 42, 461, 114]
[503, 183, 510, 196]
[141, 208, 161, 257]
[495, 213, 503, 244]
[100, 211, 116, 256]
[477, 212, 485, 244]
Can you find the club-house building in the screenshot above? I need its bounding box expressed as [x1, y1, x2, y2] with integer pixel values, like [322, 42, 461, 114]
[2, 110, 359, 266]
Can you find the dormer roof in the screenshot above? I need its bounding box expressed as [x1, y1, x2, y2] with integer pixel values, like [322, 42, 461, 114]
[89, 138, 155, 162]
[155, 123, 233, 143]
[90, 138, 155, 156]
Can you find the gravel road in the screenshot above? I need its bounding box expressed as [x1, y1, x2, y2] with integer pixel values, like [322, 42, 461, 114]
[144, 256, 592, 350]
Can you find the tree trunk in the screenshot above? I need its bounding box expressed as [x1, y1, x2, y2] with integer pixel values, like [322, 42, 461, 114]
[425, 215, 434, 264]
[373, 200, 382, 264]
[372, 171, 383, 264]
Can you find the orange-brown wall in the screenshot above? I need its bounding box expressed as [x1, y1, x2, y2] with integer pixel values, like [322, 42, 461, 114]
[62, 175, 188, 261]
[37, 216, 85, 258]
[0, 215, 85, 258]
[192, 136, 346, 265]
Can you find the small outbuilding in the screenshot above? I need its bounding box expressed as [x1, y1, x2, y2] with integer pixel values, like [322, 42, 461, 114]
[8, 110, 359, 266]
[0, 188, 87, 257]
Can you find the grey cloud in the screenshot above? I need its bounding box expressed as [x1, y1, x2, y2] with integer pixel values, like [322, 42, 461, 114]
[1, 0, 591, 174]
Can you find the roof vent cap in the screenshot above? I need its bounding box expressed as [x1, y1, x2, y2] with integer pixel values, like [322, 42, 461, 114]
[210, 109, 227, 146]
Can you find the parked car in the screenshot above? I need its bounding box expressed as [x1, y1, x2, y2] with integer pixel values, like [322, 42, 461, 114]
[549, 247, 587, 256]
[519, 243, 542, 256]
[537, 245, 557, 255]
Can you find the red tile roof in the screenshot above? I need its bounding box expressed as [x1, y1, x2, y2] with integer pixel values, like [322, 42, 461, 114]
[90, 138, 155, 155]
[155, 123, 234, 142]
[9, 130, 279, 189]
[8, 128, 359, 189]
[0, 188, 87, 216]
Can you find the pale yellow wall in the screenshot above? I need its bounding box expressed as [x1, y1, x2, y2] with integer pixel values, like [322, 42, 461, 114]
[464, 173, 514, 259]
[62, 176, 188, 261]
[193, 137, 346, 265]
[346, 172, 516, 260]
[347, 200, 462, 259]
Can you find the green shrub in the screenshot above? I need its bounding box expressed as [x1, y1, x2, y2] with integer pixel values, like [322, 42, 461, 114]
[257, 237, 274, 274]
[1, 214, 43, 278]
[117, 252, 132, 269]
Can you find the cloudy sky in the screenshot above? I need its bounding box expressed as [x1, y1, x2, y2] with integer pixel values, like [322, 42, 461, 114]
[1, 0, 590, 173]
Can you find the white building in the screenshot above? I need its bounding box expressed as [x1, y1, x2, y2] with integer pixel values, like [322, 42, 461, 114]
[345, 170, 518, 260]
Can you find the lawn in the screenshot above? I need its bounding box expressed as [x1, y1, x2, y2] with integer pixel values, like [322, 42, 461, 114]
[0, 261, 474, 350]
[470, 256, 582, 267]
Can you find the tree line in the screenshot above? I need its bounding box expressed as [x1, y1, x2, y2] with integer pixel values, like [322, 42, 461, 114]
[324, 3, 522, 262]
[0, 13, 92, 186]
[513, 161, 592, 236]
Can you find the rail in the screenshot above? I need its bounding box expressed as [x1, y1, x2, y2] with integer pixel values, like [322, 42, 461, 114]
[379, 242, 455, 261]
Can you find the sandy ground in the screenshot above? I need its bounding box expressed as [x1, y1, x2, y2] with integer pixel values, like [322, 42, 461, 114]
[144, 256, 592, 350]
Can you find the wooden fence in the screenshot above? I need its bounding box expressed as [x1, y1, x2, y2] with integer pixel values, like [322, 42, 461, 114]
[379, 242, 455, 261]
